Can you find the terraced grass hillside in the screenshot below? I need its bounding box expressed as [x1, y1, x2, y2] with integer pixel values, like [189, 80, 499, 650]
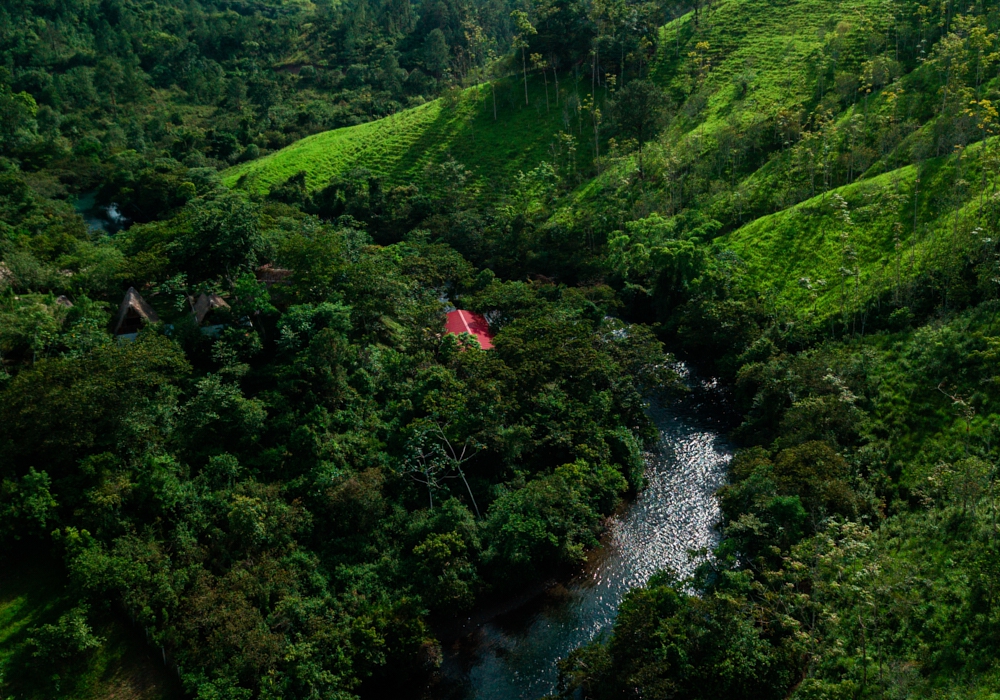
[228, 0, 881, 200]
[224, 75, 593, 195]
[547, 0, 986, 326]
[652, 0, 877, 143]
[722, 141, 997, 315]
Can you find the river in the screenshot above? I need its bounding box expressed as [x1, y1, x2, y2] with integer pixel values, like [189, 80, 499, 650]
[74, 191, 128, 233]
[439, 368, 734, 699]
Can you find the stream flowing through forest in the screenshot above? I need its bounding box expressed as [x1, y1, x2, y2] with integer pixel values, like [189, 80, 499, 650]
[440, 367, 734, 699]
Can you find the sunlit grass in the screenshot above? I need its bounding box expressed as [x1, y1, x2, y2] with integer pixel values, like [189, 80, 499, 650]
[224, 74, 595, 196]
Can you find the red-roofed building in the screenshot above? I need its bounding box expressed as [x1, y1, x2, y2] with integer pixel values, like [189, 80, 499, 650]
[445, 310, 494, 349]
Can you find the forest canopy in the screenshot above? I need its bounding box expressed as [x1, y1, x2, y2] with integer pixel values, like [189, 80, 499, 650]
[6, 0, 1000, 698]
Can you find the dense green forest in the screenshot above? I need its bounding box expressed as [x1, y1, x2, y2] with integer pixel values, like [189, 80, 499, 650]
[5, 0, 1000, 697]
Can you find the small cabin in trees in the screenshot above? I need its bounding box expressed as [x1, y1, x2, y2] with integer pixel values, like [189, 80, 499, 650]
[113, 287, 159, 339]
[255, 264, 292, 287]
[192, 292, 230, 336]
[445, 309, 494, 349]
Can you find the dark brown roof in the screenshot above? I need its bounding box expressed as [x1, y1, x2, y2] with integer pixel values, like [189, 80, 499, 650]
[112, 287, 160, 334]
[256, 263, 293, 287]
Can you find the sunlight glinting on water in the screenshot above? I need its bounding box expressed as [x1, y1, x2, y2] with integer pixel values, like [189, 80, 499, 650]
[447, 374, 733, 700]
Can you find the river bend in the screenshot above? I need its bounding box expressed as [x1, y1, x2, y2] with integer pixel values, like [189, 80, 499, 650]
[443, 370, 734, 699]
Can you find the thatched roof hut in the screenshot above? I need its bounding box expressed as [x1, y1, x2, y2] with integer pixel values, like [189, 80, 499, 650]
[193, 292, 230, 325]
[55, 295, 73, 308]
[112, 287, 159, 335]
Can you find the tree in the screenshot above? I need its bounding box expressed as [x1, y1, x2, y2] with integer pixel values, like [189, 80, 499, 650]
[94, 58, 125, 115]
[402, 420, 481, 516]
[612, 78, 668, 170]
[378, 51, 407, 94]
[0, 334, 190, 475]
[178, 192, 265, 278]
[0, 87, 37, 155]
[0, 467, 58, 542]
[421, 28, 451, 77]
[511, 11, 537, 106]
[531, 52, 550, 111]
[27, 604, 104, 660]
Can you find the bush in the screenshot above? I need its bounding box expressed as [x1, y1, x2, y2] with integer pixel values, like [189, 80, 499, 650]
[484, 461, 626, 581]
[26, 604, 104, 660]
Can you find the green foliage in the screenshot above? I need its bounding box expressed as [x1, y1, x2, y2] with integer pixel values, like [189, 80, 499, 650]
[11, 0, 1000, 694]
[0, 182, 679, 696]
[0, 88, 37, 153]
[0, 333, 190, 475]
[485, 461, 627, 579]
[0, 468, 58, 542]
[561, 570, 802, 700]
[26, 604, 103, 660]
[174, 192, 265, 277]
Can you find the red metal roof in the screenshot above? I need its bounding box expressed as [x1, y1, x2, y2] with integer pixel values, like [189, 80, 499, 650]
[445, 310, 494, 349]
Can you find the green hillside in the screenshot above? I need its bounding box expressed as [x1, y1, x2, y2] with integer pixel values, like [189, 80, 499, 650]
[226, 0, 953, 324]
[224, 76, 592, 195]
[227, 0, 881, 201]
[652, 0, 875, 138]
[722, 143, 991, 315]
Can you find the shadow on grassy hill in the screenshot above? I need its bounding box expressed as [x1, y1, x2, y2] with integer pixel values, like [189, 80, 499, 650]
[225, 73, 597, 197]
[0, 556, 181, 700]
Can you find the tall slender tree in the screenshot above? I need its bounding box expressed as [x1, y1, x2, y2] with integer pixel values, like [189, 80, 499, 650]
[511, 10, 537, 106]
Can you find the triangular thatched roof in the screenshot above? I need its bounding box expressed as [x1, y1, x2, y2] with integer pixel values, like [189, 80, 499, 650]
[193, 292, 229, 325]
[55, 295, 73, 308]
[112, 287, 159, 335]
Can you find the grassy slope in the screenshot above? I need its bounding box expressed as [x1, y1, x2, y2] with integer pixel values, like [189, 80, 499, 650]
[0, 560, 181, 700]
[519, 0, 875, 229]
[224, 74, 591, 195]
[634, 0, 992, 322]
[722, 138, 997, 314]
[722, 165, 919, 312]
[652, 0, 871, 138]
[226, 0, 980, 323]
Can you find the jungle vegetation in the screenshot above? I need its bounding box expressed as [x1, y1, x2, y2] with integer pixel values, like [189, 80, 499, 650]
[5, 0, 1000, 698]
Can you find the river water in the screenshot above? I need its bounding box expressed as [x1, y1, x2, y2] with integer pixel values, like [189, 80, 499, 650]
[74, 191, 128, 233]
[440, 370, 734, 699]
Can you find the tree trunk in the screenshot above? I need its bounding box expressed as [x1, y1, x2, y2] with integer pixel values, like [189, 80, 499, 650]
[457, 466, 481, 519]
[522, 47, 529, 105]
[594, 112, 600, 173]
